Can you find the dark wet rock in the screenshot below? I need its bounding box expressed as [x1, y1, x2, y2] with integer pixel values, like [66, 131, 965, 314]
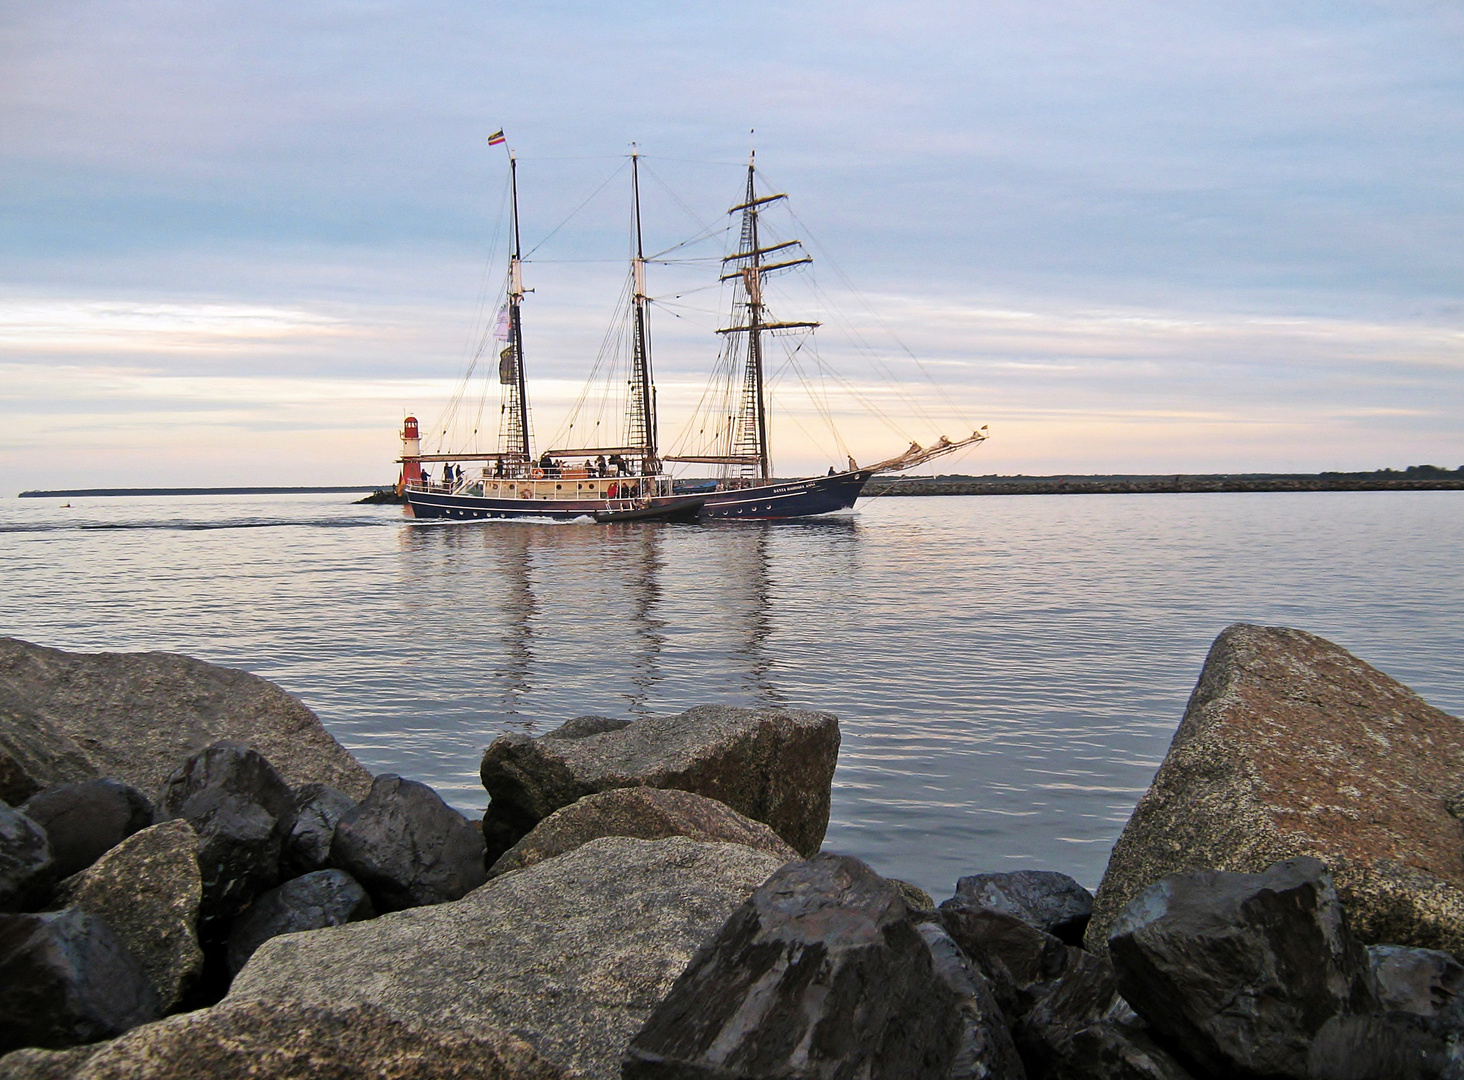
[62, 820, 202, 1011]
[229, 836, 785, 1080]
[480, 704, 839, 861]
[623, 853, 963, 1080]
[281, 783, 355, 877]
[1306, 1012, 1451, 1080]
[153, 741, 293, 936]
[21, 780, 152, 880]
[24, 999, 571, 1080]
[487, 786, 795, 878]
[1013, 949, 1195, 1080]
[953, 870, 1095, 945]
[0, 637, 371, 802]
[917, 920, 1026, 1080]
[1369, 943, 1464, 1018]
[938, 902, 1073, 1020]
[329, 774, 486, 912]
[0, 1045, 99, 1080]
[1107, 856, 1376, 1079]
[226, 869, 374, 975]
[0, 909, 160, 1052]
[1087, 623, 1464, 956]
[0, 804, 54, 912]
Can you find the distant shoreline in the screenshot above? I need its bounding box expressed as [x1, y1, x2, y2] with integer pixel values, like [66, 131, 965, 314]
[16, 486, 383, 498]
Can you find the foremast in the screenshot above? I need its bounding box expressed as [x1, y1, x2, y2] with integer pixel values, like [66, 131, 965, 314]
[501, 151, 534, 472]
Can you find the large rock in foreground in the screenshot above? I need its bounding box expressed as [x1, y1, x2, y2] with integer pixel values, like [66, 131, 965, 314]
[229, 836, 785, 1080]
[1087, 623, 1464, 955]
[0, 999, 570, 1080]
[480, 705, 839, 859]
[1108, 857, 1376, 1079]
[488, 786, 796, 878]
[0, 638, 370, 801]
[623, 853, 964, 1080]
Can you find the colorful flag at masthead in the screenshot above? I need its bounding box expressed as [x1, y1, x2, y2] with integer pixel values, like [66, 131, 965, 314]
[487, 130, 506, 146]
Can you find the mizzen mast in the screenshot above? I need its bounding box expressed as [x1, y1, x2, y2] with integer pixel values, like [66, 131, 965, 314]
[715, 152, 817, 481]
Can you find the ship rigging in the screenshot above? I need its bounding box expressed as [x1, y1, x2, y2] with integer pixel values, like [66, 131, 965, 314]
[397, 141, 986, 522]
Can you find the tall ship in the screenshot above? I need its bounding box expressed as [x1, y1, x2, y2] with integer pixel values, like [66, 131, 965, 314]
[399, 149, 705, 523]
[398, 143, 986, 522]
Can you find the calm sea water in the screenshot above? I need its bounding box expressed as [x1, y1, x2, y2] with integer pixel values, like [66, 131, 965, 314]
[3, 491, 1460, 896]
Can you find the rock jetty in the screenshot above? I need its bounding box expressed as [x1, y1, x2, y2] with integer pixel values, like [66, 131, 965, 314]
[0, 627, 1461, 1079]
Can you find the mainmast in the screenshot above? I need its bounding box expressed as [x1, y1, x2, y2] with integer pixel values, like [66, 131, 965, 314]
[627, 149, 657, 475]
[503, 152, 533, 467]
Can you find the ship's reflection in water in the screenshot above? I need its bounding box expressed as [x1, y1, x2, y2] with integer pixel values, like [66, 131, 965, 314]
[397, 517, 856, 729]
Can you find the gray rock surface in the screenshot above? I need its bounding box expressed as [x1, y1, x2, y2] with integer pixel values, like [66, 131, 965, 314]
[0, 804, 54, 912]
[153, 741, 294, 935]
[281, 782, 355, 877]
[623, 853, 963, 1080]
[0, 637, 370, 801]
[7, 999, 570, 1080]
[225, 869, 374, 974]
[917, 921, 1026, 1080]
[1369, 943, 1464, 1018]
[62, 820, 203, 1011]
[1108, 856, 1376, 1079]
[1087, 623, 1464, 956]
[21, 780, 153, 879]
[480, 704, 839, 859]
[229, 836, 785, 1080]
[952, 870, 1094, 945]
[488, 786, 796, 878]
[329, 774, 486, 911]
[0, 909, 160, 1052]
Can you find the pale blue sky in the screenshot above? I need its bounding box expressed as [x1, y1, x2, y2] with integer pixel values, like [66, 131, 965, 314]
[3, 1, 1462, 489]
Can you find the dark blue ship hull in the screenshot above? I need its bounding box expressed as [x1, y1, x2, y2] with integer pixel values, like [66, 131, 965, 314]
[698, 471, 872, 520]
[407, 490, 704, 522]
[406, 472, 870, 522]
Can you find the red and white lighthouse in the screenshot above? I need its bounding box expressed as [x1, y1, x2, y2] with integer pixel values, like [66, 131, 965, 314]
[397, 416, 422, 495]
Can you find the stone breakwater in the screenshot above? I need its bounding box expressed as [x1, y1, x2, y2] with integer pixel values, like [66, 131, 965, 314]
[864, 470, 1464, 497]
[1, 628, 1462, 1079]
